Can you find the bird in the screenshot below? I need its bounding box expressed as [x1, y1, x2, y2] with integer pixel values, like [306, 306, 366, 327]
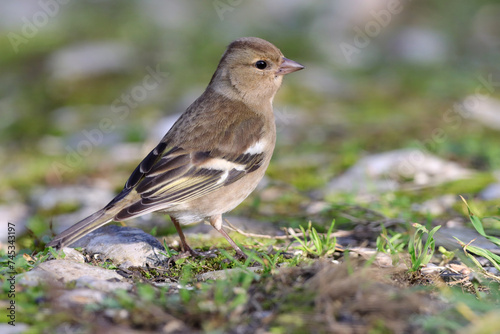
[47, 37, 304, 258]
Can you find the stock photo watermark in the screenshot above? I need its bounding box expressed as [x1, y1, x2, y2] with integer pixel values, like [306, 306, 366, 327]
[340, 0, 411, 63]
[51, 64, 169, 181]
[382, 73, 500, 189]
[7, 0, 72, 54]
[412, 73, 499, 155]
[5, 223, 17, 326]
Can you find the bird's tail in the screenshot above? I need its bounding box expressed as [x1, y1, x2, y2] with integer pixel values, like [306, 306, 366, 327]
[46, 208, 117, 249]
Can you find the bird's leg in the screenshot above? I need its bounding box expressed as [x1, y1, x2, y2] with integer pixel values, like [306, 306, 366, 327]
[170, 216, 199, 257]
[210, 215, 247, 259]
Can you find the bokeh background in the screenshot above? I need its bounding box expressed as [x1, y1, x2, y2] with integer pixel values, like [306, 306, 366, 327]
[1, 0, 500, 245]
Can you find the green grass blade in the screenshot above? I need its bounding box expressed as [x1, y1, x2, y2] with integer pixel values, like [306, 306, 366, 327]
[455, 237, 500, 272]
[460, 196, 500, 247]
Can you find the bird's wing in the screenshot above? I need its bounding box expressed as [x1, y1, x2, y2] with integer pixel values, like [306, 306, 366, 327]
[111, 107, 267, 220]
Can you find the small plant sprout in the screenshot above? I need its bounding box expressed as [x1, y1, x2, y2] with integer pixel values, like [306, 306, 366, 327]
[160, 239, 179, 258]
[376, 224, 405, 266]
[292, 220, 337, 257]
[408, 223, 441, 272]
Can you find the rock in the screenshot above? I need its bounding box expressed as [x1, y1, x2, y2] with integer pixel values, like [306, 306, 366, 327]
[0, 323, 29, 334]
[348, 247, 407, 269]
[326, 149, 472, 196]
[421, 263, 445, 275]
[17, 260, 124, 287]
[391, 28, 449, 65]
[57, 289, 106, 309]
[479, 182, 500, 200]
[0, 2, 51, 29]
[46, 41, 136, 81]
[476, 256, 493, 267]
[444, 217, 466, 229]
[462, 95, 500, 130]
[0, 204, 29, 243]
[31, 185, 114, 234]
[412, 195, 457, 216]
[485, 267, 500, 276]
[75, 276, 133, 292]
[434, 227, 500, 255]
[31, 186, 113, 211]
[59, 247, 86, 263]
[305, 201, 331, 215]
[70, 225, 169, 267]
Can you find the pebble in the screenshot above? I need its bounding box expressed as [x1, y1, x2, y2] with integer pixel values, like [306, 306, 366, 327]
[326, 149, 472, 196]
[56, 289, 106, 309]
[412, 194, 457, 216]
[70, 225, 169, 267]
[462, 95, 500, 131]
[46, 41, 136, 81]
[479, 182, 500, 200]
[434, 227, 500, 254]
[17, 259, 124, 287]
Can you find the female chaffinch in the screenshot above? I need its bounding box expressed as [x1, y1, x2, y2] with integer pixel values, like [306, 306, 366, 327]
[47, 37, 304, 258]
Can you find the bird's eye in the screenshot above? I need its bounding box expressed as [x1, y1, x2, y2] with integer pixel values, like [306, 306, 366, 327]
[255, 60, 267, 70]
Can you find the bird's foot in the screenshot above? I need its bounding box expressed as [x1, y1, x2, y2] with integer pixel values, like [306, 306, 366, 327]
[233, 249, 248, 260]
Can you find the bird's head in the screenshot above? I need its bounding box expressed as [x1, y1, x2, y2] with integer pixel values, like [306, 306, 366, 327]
[210, 37, 304, 106]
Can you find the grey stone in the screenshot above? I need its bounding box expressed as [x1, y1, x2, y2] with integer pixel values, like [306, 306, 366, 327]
[74, 276, 133, 292]
[17, 260, 124, 286]
[326, 149, 472, 196]
[479, 182, 500, 200]
[0, 2, 54, 29]
[348, 247, 407, 269]
[412, 195, 457, 216]
[462, 96, 500, 131]
[0, 204, 28, 243]
[46, 41, 136, 81]
[485, 267, 500, 275]
[56, 289, 106, 309]
[30, 185, 112, 211]
[421, 263, 445, 275]
[392, 28, 449, 65]
[0, 323, 30, 334]
[434, 227, 500, 255]
[306, 201, 331, 215]
[71, 225, 169, 267]
[31, 185, 114, 234]
[58, 247, 86, 263]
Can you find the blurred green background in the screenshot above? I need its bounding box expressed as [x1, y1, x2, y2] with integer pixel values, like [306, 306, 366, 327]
[1, 0, 499, 240]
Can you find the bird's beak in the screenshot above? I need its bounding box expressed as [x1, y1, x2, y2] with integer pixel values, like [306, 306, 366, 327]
[276, 57, 305, 75]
